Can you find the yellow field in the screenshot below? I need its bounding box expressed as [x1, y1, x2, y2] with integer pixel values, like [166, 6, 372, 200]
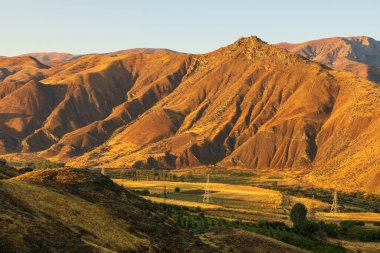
[115, 179, 380, 223]
[144, 196, 221, 209]
[317, 212, 380, 222]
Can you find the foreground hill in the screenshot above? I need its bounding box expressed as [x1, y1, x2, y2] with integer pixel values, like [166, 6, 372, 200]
[276, 36, 380, 83]
[0, 36, 379, 193]
[0, 168, 208, 252]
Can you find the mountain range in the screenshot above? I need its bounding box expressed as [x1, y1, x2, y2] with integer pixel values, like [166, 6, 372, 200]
[0, 36, 379, 193]
[277, 36, 380, 83]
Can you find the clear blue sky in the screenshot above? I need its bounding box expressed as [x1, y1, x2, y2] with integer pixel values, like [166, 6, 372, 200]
[1, 0, 379, 56]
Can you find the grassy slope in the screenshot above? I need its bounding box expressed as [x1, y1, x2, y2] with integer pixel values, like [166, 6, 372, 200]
[0, 168, 207, 252]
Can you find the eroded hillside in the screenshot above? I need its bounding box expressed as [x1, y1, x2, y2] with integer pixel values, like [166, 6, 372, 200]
[276, 36, 380, 83]
[0, 36, 379, 193]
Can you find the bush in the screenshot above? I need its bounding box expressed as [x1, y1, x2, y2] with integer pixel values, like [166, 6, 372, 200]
[319, 221, 339, 237]
[174, 187, 180, 193]
[0, 158, 7, 166]
[258, 220, 288, 230]
[290, 203, 307, 228]
[340, 220, 365, 227]
[133, 189, 150, 196]
[297, 221, 320, 236]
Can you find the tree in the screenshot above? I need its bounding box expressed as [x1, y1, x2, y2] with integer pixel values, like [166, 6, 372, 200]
[175, 187, 181, 193]
[290, 203, 307, 228]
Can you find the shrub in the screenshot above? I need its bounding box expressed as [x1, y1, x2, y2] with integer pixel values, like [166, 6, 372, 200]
[319, 222, 339, 237]
[340, 220, 365, 227]
[298, 221, 320, 236]
[174, 187, 180, 193]
[133, 189, 150, 196]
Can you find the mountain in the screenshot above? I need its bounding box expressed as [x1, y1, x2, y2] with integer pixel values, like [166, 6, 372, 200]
[0, 168, 208, 252]
[276, 36, 380, 83]
[16, 48, 177, 66]
[106, 48, 177, 56]
[0, 56, 49, 99]
[0, 36, 379, 193]
[19, 52, 81, 66]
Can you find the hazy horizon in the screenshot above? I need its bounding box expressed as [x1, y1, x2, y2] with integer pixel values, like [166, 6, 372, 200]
[1, 0, 379, 56]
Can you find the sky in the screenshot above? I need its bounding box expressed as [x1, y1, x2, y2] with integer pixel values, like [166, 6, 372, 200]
[1, 0, 379, 56]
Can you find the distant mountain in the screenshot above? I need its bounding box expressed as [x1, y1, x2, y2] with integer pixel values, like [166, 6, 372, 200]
[19, 52, 80, 66]
[17, 48, 177, 66]
[0, 56, 49, 98]
[106, 48, 177, 56]
[276, 36, 380, 83]
[0, 37, 379, 193]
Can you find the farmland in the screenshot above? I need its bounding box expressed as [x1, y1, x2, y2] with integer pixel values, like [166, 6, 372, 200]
[114, 178, 380, 223]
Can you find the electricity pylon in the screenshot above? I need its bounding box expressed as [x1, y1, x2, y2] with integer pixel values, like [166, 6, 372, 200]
[203, 174, 211, 203]
[330, 189, 339, 217]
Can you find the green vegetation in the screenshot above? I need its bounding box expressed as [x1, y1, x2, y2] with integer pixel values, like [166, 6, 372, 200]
[20, 160, 64, 170]
[157, 203, 347, 253]
[132, 188, 150, 196]
[175, 187, 181, 193]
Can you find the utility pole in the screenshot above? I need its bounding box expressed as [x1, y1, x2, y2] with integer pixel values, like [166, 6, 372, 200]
[330, 189, 339, 217]
[203, 174, 211, 203]
[281, 192, 289, 211]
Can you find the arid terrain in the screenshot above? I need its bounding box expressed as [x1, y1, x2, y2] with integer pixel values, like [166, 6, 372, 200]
[0, 36, 379, 194]
[277, 36, 380, 83]
[1, 34, 380, 253]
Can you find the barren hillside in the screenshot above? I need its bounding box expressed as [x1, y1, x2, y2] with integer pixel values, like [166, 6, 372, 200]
[276, 36, 380, 83]
[0, 36, 379, 193]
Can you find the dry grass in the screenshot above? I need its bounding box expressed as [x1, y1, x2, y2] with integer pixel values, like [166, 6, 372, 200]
[1, 180, 146, 251]
[116, 179, 380, 223]
[327, 238, 380, 253]
[144, 196, 221, 209]
[317, 212, 380, 222]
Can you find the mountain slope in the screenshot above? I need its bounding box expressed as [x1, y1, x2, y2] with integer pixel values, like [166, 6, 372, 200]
[0, 168, 208, 252]
[0, 36, 379, 193]
[0, 56, 49, 98]
[276, 36, 380, 83]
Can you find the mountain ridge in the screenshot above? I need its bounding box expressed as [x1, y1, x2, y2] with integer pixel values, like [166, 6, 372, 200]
[0, 36, 379, 193]
[276, 36, 380, 83]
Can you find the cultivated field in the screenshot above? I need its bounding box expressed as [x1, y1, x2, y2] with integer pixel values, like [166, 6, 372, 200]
[115, 179, 380, 223]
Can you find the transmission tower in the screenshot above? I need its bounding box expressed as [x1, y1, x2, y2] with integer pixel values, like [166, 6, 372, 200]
[309, 195, 316, 221]
[203, 174, 211, 203]
[281, 192, 289, 210]
[330, 189, 339, 216]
